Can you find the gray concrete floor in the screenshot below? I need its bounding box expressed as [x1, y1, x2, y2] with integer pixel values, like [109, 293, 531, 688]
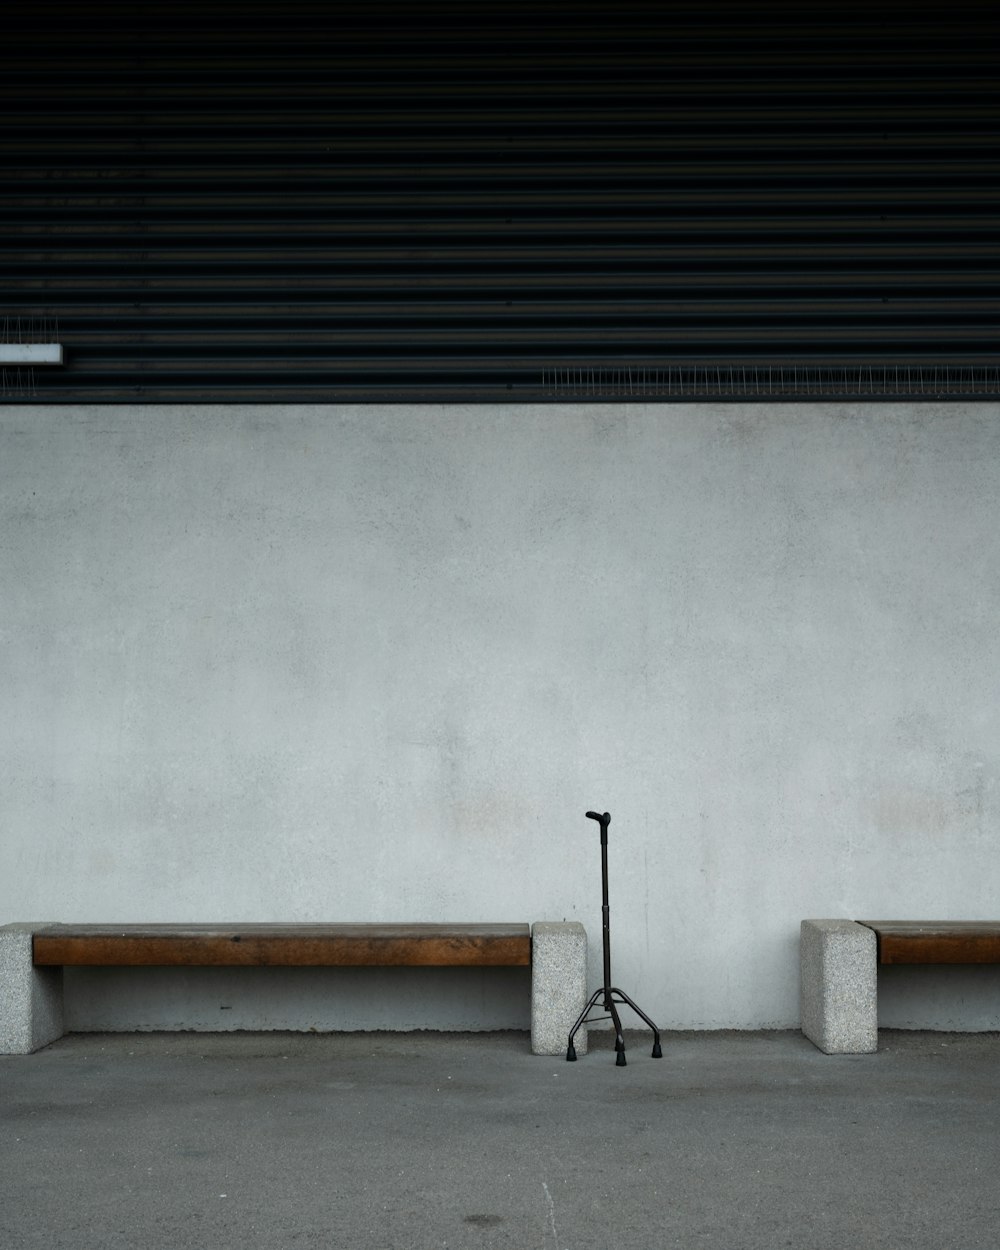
[2, 1028, 999, 1249]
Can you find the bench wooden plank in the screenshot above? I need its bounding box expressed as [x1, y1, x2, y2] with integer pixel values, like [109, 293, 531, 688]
[32, 923, 532, 968]
[858, 921, 1000, 965]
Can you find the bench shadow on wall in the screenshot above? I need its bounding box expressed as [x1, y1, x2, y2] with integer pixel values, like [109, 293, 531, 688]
[62, 966, 533, 1033]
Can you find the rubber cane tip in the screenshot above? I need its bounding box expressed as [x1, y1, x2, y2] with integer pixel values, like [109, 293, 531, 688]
[616, 1050, 627, 1067]
[652, 1042, 663, 1058]
[566, 1045, 577, 1062]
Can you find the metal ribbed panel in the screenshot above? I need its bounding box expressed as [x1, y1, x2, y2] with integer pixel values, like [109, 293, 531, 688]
[2, 1, 998, 401]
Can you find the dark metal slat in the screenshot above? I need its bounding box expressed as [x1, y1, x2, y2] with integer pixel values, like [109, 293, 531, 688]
[3, 0, 998, 402]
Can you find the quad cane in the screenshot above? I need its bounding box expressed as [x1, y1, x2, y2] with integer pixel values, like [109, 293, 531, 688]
[566, 810, 663, 1065]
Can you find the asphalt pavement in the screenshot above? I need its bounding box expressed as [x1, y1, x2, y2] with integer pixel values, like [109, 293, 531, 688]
[2, 1028, 999, 1249]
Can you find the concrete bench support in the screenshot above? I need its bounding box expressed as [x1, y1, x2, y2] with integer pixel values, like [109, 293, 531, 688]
[530, 921, 588, 1056]
[0, 924, 64, 1054]
[800, 919, 878, 1054]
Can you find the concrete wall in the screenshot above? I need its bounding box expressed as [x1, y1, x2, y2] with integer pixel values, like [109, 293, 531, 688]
[3, 402, 1000, 1032]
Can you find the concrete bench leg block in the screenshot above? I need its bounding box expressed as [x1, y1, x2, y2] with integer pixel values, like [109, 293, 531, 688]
[800, 919, 877, 1054]
[0, 924, 65, 1054]
[531, 921, 587, 1056]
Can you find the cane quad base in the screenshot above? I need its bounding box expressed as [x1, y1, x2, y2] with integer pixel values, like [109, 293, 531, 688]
[567, 984, 663, 1065]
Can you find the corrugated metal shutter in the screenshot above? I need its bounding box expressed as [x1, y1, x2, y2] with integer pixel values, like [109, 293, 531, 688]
[3, 1, 998, 401]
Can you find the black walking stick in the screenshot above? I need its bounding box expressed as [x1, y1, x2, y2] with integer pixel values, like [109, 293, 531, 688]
[566, 810, 663, 1065]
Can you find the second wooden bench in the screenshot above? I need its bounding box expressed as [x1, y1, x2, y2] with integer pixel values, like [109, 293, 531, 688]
[801, 919, 1000, 1053]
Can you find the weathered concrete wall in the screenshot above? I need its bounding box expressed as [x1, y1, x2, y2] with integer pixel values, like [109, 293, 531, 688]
[3, 403, 999, 1031]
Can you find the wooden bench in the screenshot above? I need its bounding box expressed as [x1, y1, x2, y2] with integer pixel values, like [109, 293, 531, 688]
[800, 919, 1000, 1054]
[1, 920, 587, 1056]
[31, 922, 532, 970]
[857, 921, 1000, 965]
